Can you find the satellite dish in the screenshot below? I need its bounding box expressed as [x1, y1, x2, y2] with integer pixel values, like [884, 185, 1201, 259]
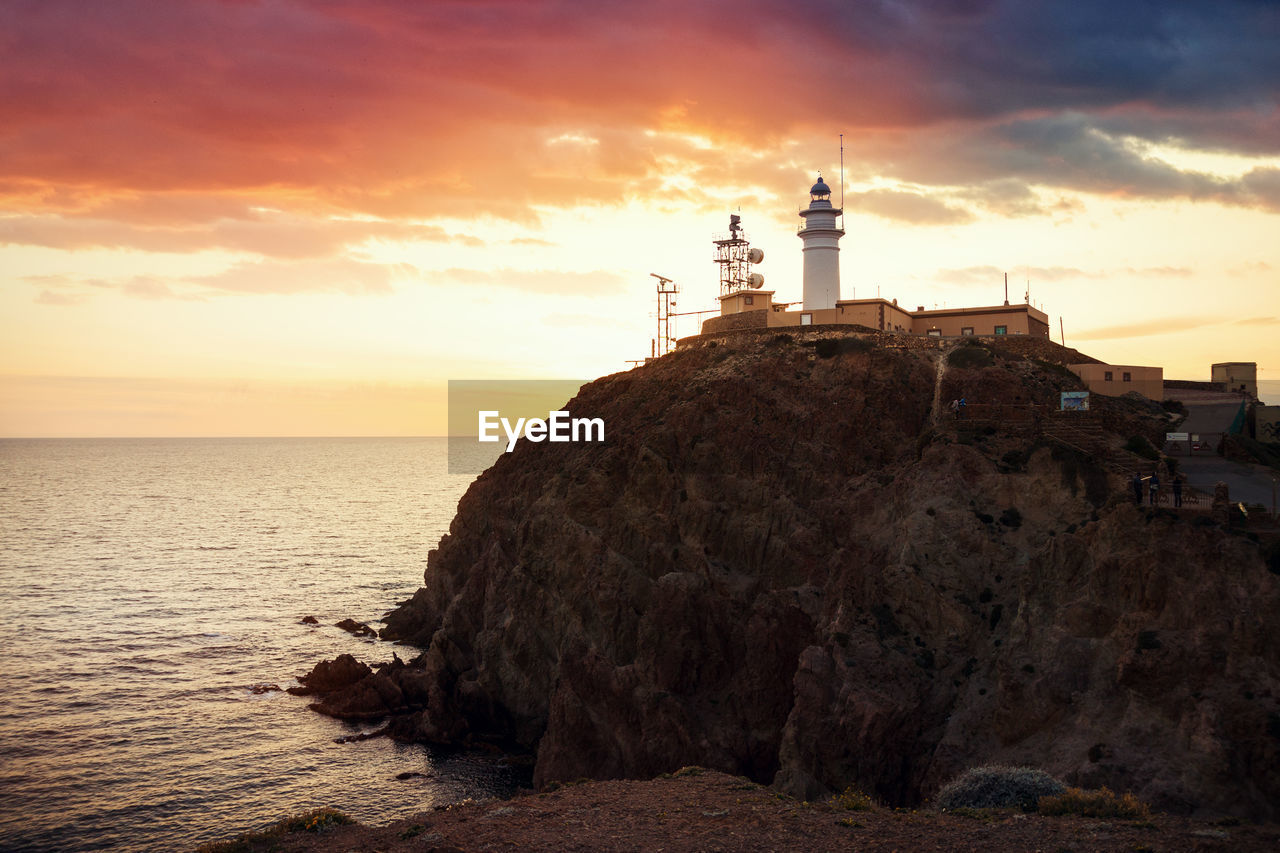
[748, 273, 765, 287]
[748, 248, 764, 264]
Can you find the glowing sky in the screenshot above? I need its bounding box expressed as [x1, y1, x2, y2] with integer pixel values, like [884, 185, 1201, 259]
[2, 0, 1278, 435]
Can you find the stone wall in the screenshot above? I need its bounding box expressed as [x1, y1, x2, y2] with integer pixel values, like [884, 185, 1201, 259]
[700, 310, 769, 335]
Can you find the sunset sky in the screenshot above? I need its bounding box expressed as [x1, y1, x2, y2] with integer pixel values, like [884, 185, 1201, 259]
[2, 0, 1278, 436]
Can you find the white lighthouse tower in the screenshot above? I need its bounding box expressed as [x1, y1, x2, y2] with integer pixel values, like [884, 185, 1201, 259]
[797, 174, 844, 310]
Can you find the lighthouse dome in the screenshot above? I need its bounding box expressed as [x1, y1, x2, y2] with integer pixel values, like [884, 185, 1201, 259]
[809, 177, 831, 196]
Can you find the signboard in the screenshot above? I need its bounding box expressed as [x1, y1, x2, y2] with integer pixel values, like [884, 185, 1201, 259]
[1060, 391, 1090, 411]
[1166, 432, 1189, 442]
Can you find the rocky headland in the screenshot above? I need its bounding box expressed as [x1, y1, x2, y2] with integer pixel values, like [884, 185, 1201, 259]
[297, 328, 1280, 819]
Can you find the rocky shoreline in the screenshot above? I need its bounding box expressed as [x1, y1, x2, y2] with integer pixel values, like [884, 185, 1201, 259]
[202, 769, 1280, 852]
[293, 330, 1280, 820]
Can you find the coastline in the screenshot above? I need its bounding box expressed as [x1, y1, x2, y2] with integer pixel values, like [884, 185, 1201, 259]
[198, 769, 1280, 852]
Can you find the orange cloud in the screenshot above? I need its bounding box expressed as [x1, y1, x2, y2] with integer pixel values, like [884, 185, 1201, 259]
[1, 0, 1276, 238]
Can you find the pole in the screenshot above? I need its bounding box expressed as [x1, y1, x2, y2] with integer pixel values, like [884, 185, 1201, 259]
[1060, 317, 1065, 346]
[839, 133, 845, 230]
[1004, 272, 1008, 306]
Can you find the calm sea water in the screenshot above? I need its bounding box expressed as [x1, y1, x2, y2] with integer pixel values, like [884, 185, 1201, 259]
[0, 437, 507, 852]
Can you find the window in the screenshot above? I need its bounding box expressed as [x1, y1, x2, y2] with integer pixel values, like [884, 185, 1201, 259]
[744, 295, 754, 305]
[961, 327, 974, 336]
[1123, 372, 1132, 382]
[927, 328, 942, 338]
[800, 313, 812, 326]
[1104, 371, 1113, 381]
[994, 325, 1007, 335]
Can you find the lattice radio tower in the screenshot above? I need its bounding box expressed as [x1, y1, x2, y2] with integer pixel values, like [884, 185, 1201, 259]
[713, 213, 764, 297]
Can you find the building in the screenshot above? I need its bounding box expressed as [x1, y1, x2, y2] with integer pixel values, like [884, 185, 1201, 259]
[1068, 364, 1164, 401]
[1255, 406, 1280, 443]
[704, 175, 1050, 339]
[1211, 362, 1256, 397]
[797, 175, 844, 310]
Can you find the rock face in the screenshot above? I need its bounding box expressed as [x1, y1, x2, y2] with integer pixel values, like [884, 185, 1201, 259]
[319, 331, 1280, 818]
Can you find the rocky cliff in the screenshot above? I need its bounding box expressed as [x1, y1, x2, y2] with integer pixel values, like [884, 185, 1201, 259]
[303, 330, 1280, 819]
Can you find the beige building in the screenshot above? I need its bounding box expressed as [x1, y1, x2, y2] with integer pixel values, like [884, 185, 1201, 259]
[1256, 405, 1280, 443]
[1211, 362, 1256, 397]
[1068, 364, 1164, 401]
[706, 292, 1049, 338]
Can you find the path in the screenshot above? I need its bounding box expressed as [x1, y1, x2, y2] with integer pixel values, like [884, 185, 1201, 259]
[931, 344, 957, 428]
[1177, 456, 1279, 510]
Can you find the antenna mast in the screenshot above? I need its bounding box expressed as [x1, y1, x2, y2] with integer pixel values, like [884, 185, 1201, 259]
[839, 133, 845, 230]
[650, 273, 679, 357]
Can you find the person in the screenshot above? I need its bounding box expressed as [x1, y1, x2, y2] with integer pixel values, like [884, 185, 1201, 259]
[958, 397, 967, 419]
[1131, 472, 1143, 504]
[1172, 474, 1183, 508]
[1149, 471, 1160, 505]
[950, 398, 959, 420]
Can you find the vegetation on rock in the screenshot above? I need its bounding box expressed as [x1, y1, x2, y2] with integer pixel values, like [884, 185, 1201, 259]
[935, 765, 1066, 811]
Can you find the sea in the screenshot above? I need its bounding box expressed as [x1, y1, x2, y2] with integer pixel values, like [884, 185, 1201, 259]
[0, 437, 510, 852]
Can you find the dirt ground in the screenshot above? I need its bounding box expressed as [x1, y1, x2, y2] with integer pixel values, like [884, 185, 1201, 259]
[223, 769, 1280, 853]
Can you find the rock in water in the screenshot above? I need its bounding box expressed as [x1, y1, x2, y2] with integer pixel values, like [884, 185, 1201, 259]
[351, 332, 1278, 819]
[289, 653, 372, 696]
[336, 618, 377, 638]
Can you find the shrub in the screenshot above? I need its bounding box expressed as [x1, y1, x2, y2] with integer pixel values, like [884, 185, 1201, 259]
[815, 335, 875, 358]
[999, 507, 1022, 528]
[935, 766, 1066, 811]
[1038, 787, 1151, 819]
[197, 808, 355, 852]
[830, 786, 875, 811]
[949, 345, 994, 369]
[1124, 435, 1160, 461]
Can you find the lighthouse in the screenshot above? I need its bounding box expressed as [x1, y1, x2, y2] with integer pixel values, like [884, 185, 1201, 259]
[797, 174, 844, 310]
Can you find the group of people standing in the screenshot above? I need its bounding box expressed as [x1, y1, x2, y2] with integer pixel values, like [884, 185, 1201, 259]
[1132, 471, 1184, 507]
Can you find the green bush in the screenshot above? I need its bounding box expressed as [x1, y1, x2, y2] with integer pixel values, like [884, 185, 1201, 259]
[935, 766, 1066, 811]
[1038, 786, 1151, 819]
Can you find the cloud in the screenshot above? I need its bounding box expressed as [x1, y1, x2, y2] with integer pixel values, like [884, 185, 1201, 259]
[1122, 266, 1193, 278]
[0, 0, 1275, 231]
[1229, 260, 1273, 277]
[1234, 316, 1279, 327]
[439, 267, 625, 296]
[933, 265, 1095, 286]
[847, 189, 974, 225]
[34, 289, 87, 306]
[1072, 315, 1225, 341]
[190, 258, 408, 295]
[0, 213, 471, 258]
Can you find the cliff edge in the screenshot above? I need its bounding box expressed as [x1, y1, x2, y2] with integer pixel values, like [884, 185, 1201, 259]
[304, 330, 1280, 819]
